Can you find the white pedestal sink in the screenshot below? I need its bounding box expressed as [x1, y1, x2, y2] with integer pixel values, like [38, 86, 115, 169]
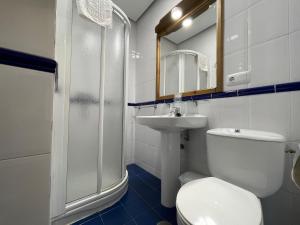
[135, 114, 208, 208]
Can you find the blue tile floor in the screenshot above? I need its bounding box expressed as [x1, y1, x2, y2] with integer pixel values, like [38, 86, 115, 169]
[73, 164, 177, 225]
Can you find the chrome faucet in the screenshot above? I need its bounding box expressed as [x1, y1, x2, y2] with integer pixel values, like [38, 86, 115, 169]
[170, 106, 181, 117]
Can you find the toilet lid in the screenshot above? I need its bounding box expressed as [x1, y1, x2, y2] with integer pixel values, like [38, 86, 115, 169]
[176, 177, 262, 225]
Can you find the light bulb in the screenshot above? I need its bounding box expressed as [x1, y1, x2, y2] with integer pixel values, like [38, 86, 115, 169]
[171, 7, 183, 20]
[182, 17, 193, 27]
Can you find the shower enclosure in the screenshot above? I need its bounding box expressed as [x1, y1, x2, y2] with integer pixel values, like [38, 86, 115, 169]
[51, 1, 130, 224]
[160, 49, 210, 95]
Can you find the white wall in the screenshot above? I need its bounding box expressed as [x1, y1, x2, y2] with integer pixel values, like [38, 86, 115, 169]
[0, 1, 55, 224]
[134, 0, 181, 176]
[178, 25, 217, 89]
[178, 25, 216, 66]
[133, 0, 300, 224]
[135, 0, 182, 103]
[0, 0, 55, 58]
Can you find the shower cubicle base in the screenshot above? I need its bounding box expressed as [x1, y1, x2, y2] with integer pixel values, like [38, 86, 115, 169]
[51, 172, 128, 225]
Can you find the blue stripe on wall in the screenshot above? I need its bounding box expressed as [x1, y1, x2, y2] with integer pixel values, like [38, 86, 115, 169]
[129, 81, 300, 107]
[0, 47, 57, 74]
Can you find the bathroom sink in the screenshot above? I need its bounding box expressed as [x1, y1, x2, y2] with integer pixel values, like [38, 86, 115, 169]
[135, 114, 207, 131]
[135, 114, 208, 208]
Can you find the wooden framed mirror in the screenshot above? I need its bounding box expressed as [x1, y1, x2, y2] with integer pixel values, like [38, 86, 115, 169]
[155, 0, 224, 100]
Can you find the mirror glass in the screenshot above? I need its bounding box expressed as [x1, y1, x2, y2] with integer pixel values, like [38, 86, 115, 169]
[160, 2, 217, 96]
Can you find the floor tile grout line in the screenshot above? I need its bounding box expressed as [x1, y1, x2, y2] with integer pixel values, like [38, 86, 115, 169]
[120, 202, 137, 221]
[132, 173, 161, 193]
[99, 204, 122, 216]
[129, 166, 177, 223]
[128, 183, 168, 222]
[99, 214, 105, 225]
[100, 203, 132, 225]
[80, 214, 102, 225]
[136, 173, 161, 189]
[132, 218, 138, 225]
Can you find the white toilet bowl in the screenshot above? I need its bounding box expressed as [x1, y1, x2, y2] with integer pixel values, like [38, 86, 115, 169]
[176, 177, 263, 225]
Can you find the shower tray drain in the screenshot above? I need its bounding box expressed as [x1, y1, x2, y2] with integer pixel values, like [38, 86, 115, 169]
[157, 221, 172, 225]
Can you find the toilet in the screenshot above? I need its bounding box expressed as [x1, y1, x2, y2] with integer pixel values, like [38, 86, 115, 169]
[176, 128, 286, 225]
[178, 171, 207, 187]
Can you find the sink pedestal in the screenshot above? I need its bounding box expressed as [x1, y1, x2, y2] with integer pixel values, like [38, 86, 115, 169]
[161, 132, 181, 208]
[135, 115, 208, 208]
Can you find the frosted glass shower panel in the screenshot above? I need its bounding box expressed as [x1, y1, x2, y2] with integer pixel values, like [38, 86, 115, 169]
[184, 54, 198, 92]
[101, 14, 125, 190]
[165, 54, 179, 95]
[67, 3, 102, 203]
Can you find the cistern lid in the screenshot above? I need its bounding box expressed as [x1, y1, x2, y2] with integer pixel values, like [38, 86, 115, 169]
[176, 177, 262, 225]
[207, 128, 286, 142]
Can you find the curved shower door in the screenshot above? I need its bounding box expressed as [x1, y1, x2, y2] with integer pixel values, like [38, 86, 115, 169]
[66, 2, 127, 204]
[101, 13, 126, 190]
[66, 2, 102, 203]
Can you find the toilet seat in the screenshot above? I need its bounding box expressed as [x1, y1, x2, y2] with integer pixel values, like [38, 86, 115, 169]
[176, 177, 262, 225]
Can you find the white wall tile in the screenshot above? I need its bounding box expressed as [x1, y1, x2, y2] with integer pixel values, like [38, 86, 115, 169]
[0, 65, 53, 160]
[291, 92, 300, 141]
[224, 50, 249, 91]
[0, 154, 51, 225]
[186, 129, 210, 175]
[250, 93, 291, 138]
[249, 36, 290, 87]
[289, 0, 300, 33]
[210, 97, 250, 129]
[224, 0, 248, 19]
[135, 124, 146, 142]
[225, 12, 248, 55]
[247, 0, 262, 7]
[196, 100, 211, 116]
[184, 102, 199, 115]
[290, 31, 300, 82]
[249, 0, 288, 46]
[154, 104, 170, 115]
[207, 99, 222, 129]
[149, 146, 161, 173]
[0, 0, 55, 58]
[135, 80, 156, 102]
[145, 128, 161, 148]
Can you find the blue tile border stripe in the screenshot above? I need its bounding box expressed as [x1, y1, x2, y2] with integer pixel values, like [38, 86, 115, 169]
[0, 47, 57, 74]
[238, 85, 275, 96]
[212, 90, 238, 99]
[128, 81, 300, 107]
[276, 81, 300, 93]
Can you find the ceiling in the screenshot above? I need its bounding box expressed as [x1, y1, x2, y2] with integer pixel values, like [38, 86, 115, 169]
[113, 0, 155, 21]
[165, 4, 216, 44]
